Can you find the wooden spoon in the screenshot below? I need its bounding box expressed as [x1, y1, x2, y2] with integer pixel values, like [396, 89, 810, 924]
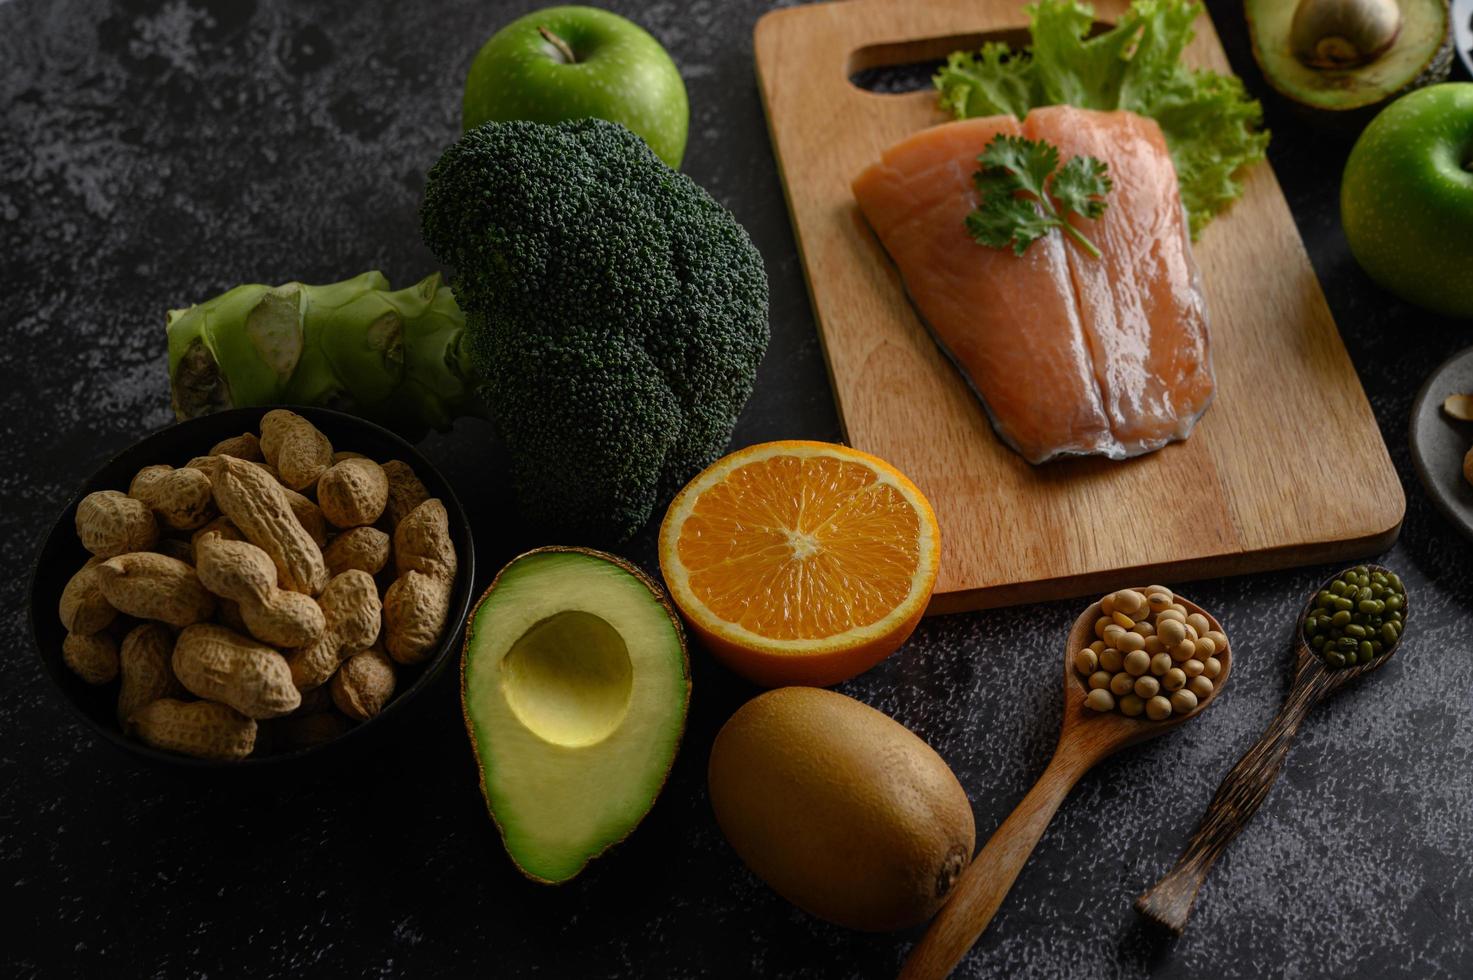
[900, 591, 1232, 980]
[1135, 564, 1410, 934]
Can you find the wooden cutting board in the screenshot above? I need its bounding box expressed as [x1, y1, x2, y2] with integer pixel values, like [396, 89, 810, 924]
[753, 0, 1404, 614]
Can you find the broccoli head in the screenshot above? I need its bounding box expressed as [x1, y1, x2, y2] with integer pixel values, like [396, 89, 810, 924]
[420, 118, 769, 543]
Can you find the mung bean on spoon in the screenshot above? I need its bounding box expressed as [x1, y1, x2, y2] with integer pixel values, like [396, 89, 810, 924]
[1135, 564, 1410, 934]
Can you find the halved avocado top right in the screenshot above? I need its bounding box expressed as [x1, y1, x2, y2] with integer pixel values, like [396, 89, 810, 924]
[1248, 0, 1453, 112]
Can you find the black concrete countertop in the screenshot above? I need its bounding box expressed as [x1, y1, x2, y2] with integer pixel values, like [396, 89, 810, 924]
[3, 1, 1471, 977]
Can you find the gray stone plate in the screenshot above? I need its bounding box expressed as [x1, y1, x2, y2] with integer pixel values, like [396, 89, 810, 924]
[1410, 345, 1473, 542]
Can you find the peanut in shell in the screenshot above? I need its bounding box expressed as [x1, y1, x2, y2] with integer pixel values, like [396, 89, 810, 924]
[259, 409, 332, 490]
[172, 623, 301, 719]
[62, 631, 120, 685]
[317, 458, 388, 529]
[331, 646, 396, 721]
[117, 623, 182, 726]
[209, 455, 327, 596]
[380, 459, 429, 530]
[128, 464, 215, 531]
[288, 570, 382, 690]
[94, 552, 215, 628]
[132, 699, 257, 761]
[209, 432, 263, 461]
[58, 558, 117, 634]
[76, 490, 158, 558]
[323, 526, 390, 577]
[195, 534, 326, 648]
[383, 570, 451, 666]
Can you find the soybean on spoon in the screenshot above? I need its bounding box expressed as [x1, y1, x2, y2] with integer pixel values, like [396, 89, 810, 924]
[900, 592, 1232, 980]
[1135, 564, 1410, 934]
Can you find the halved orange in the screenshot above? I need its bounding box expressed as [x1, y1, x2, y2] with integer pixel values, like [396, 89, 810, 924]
[658, 441, 941, 687]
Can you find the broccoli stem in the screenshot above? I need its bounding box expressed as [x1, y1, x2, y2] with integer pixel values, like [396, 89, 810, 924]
[166, 271, 484, 438]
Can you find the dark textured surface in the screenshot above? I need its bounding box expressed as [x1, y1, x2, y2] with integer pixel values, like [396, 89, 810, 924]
[2, 2, 1471, 977]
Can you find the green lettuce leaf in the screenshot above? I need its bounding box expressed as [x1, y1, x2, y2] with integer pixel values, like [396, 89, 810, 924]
[934, 0, 1269, 235]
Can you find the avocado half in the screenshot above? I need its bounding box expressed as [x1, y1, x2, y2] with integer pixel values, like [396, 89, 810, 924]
[461, 546, 690, 884]
[1248, 0, 1453, 117]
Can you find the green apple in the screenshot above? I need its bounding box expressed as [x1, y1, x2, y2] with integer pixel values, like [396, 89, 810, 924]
[1341, 83, 1473, 319]
[462, 5, 689, 169]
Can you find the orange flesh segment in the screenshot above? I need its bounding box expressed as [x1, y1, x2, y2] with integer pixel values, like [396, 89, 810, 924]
[675, 454, 922, 641]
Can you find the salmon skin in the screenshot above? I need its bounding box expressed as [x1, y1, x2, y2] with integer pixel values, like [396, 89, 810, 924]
[852, 107, 1214, 464]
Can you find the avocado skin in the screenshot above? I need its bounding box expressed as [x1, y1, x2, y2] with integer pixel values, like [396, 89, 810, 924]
[1246, 0, 1454, 130]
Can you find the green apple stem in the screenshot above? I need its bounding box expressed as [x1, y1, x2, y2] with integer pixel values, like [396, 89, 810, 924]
[538, 25, 578, 65]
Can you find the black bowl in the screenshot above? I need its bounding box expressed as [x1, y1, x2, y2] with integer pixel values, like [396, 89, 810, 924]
[27, 406, 476, 768]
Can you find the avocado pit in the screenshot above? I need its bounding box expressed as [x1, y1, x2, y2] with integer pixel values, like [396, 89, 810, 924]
[1290, 0, 1402, 69]
[500, 610, 634, 748]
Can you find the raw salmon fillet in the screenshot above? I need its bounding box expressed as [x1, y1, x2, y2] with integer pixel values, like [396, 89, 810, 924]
[852, 116, 1114, 462]
[852, 108, 1214, 463]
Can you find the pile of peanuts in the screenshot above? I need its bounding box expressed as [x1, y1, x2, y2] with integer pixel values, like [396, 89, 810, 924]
[56, 409, 457, 761]
[1074, 586, 1228, 720]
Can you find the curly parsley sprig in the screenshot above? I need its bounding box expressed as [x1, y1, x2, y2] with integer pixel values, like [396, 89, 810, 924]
[966, 134, 1112, 259]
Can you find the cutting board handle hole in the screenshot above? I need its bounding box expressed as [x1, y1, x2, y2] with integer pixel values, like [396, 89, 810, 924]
[846, 23, 1110, 95]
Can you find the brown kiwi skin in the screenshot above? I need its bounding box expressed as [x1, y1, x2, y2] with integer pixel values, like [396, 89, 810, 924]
[706, 687, 976, 932]
[459, 545, 692, 885]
